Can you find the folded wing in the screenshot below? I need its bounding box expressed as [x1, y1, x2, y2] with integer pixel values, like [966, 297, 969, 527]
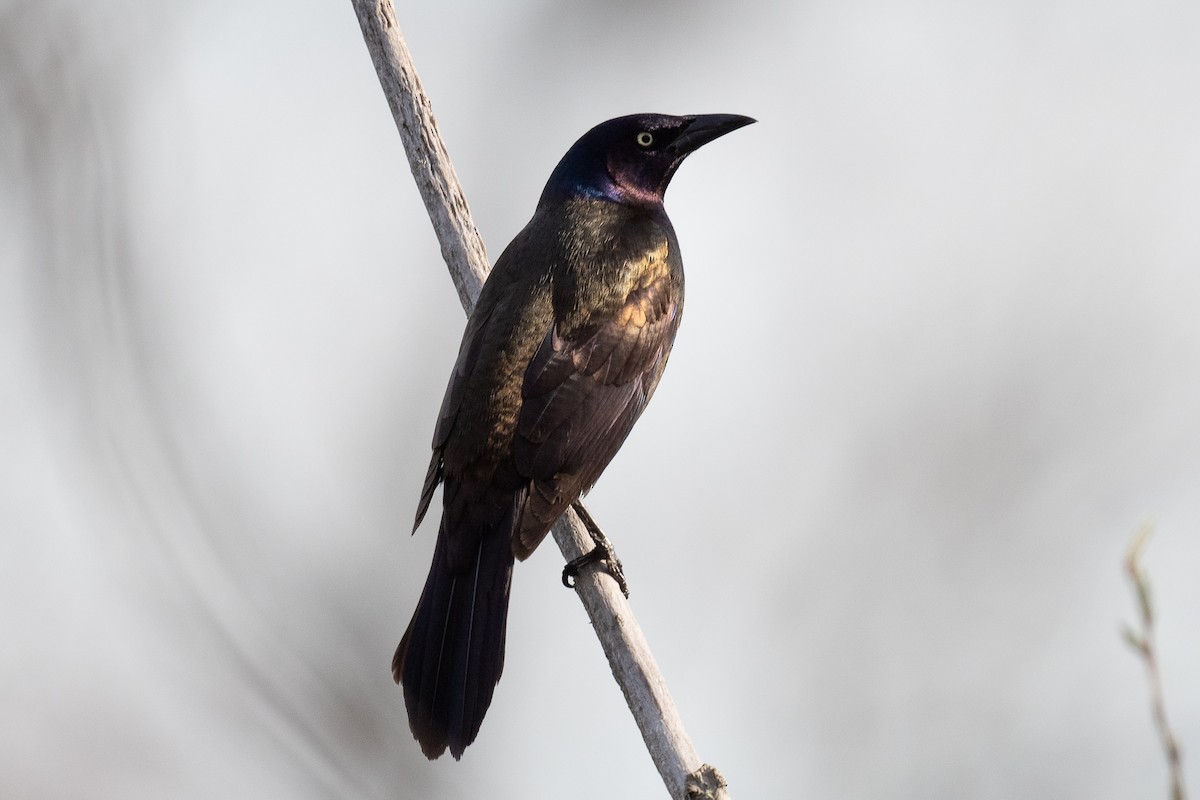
[512, 271, 680, 558]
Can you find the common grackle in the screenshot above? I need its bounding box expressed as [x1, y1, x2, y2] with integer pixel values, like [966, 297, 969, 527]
[394, 113, 755, 760]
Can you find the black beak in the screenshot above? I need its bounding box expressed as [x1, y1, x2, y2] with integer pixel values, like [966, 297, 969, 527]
[669, 114, 757, 155]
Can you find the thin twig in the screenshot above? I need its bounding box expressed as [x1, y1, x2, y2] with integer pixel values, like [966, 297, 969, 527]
[1123, 524, 1188, 800]
[349, 2, 729, 797]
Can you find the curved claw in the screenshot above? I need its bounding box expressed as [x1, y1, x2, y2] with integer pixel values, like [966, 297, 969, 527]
[561, 547, 604, 590]
[607, 557, 630, 599]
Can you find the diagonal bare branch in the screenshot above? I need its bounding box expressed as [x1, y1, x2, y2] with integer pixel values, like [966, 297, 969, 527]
[349, 1, 730, 797]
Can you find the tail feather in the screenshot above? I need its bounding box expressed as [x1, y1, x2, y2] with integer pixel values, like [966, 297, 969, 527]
[393, 514, 515, 760]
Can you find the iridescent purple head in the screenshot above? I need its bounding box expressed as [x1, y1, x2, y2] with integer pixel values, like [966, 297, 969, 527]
[539, 113, 756, 209]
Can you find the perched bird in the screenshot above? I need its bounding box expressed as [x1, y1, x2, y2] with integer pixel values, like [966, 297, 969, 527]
[394, 113, 755, 759]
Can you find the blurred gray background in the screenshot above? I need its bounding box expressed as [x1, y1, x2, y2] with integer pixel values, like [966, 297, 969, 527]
[3, 0, 1197, 797]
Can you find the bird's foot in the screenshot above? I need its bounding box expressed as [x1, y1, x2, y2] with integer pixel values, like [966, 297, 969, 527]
[562, 503, 630, 597]
[561, 542, 629, 598]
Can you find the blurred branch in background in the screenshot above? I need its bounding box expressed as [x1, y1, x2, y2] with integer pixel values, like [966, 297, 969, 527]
[1123, 524, 1189, 800]
[0, 5, 402, 798]
[349, 1, 731, 798]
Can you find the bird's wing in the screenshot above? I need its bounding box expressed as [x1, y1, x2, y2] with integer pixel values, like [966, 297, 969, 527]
[413, 302, 497, 532]
[511, 269, 680, 558]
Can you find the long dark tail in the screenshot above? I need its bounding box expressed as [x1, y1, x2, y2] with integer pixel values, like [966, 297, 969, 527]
[392, 515, 515, 760]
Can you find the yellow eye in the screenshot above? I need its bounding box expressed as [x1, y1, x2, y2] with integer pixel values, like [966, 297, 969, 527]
[635, 131, 654, 147]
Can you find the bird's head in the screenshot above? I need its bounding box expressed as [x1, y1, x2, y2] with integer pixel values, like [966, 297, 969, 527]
[539, 113, 756, 209]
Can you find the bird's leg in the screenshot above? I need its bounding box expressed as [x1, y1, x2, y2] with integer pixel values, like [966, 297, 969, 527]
[561, 502, 629, 598]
